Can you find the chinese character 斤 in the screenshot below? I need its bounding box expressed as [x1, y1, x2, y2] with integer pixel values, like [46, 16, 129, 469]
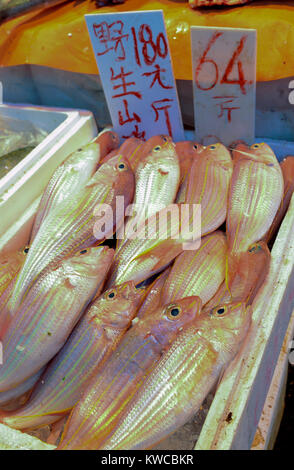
[213, 96, 240, 122]
[151, 98, 173, 137]
[93, 21, 129, 61]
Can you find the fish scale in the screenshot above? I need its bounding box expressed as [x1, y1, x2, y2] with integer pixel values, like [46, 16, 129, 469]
[0, 246, 114, 393]
[58, 296, 202, 450]
[100, 302, 251, 450]
[8, 155, 134, 311]
[2, 282, 143, 430]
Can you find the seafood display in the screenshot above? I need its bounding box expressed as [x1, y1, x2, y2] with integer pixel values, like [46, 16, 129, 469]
[0, 128, 292, 451]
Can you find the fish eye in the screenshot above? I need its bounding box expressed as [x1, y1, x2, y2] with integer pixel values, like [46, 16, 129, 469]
[106, 289, 116, 300]
[214, 306, 227, 315]
[111, 133, 117, 140]
[248, 243, 261, 253]
[209, 145, 217, 150]
[23, 247, 29, 254]
[252, 144, 260, 149]
[80, 249, 88, 255]
[117, 162, 126, 170]
[153, 145, 161, 152]
[162, 136, 168, 142]
[166, 304, 182, 319]
[193, 144, 198, 150]
[77, 148, 83, 152]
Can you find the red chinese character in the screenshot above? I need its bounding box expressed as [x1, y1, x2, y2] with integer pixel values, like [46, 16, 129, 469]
[142, 64, 172, 90]
[151, 99, 173, 137]
[118, 100, 141, 126]
[122, 125, 146, 140]
[213, 96, 240, 122]
[93, 21, 129, 61]
[111, 67, 142, 100]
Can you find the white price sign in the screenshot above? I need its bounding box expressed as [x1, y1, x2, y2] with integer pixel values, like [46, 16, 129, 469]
[85, 11, 184, 142]
[191, 27, 256, 146]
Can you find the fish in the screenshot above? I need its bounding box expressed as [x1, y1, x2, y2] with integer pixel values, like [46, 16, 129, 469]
[227, 143, 283, 282]
[0, 246, 114, 393]
[106, 202, 201, 288]
[8, 155, 134, 311]
[100, 137, 143, 169]
[185, 143, 233, 234]
[161, 231, 227, 306]
[0, 247, 28, 299]
[175, 141, 205, 203]
[264, 156, 294, 243]
[2, 282, 143, 430]
[190, 0, 250, 7]
[58, 296, 202, 449]
[117, 137, 180, 247]
[0, 368, 45, 411]
[30, 142, 102, 242]
[136, 268, 171, 319]
[30, 131, 119, 242]
[0, 248, 29, 335]
[206, 241, 271, 308]
[100, 301, 251, 450]
[92, 129, 120, 154]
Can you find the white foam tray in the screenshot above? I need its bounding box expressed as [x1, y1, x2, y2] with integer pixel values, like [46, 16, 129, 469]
[0, 104, 98, 253]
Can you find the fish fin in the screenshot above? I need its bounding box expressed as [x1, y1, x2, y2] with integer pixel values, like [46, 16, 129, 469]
[47, 415, 69, 445]
[132, 240, 181, 272]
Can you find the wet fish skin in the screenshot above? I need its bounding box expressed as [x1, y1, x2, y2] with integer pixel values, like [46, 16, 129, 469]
[8, 155, 134, 311]
[264, 156, 294, 243]
[30, 142, 103, 242]
[106, 202, 201, 288]
[136, 268, 171, 319]
[206, 241, 271, 308]
[185, 143, 233, 234]
[117, 138, 180, 247]
[100, 302, 251, 450]
[100, 137, 143, 168]
[227, 143, 283, 280]
[58, 296, 202, 450]
[0, 246, 114, 393]
[0, 368, 45, 411]
[92, 129, 120, 156]
[0, 248, 27, 298]
[175, 141, 205, 203]
[2, 281, 143, 430]
[161, 231, 227, 306]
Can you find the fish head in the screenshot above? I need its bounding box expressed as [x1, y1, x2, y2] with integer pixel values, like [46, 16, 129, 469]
[94, 129, 120, 151]
[147, 295, 202, 348]
[233, 142, 280, 168]
[201, 143, 233, 172]
[137, 138, 179, 181]
[90, 281, 144, 329]
[175, 140, 205, 162]
[227, 241, 271, 290]
[99, 154, 135, 194]
[198, 302, 252, 357]
[66, 246, 114, 279]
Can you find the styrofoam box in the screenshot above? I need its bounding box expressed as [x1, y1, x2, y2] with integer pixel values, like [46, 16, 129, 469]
[0, 104, 98, 253]
[0, 129, 293, 450]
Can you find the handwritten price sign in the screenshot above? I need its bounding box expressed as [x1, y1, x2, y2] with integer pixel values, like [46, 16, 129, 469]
[191, 27, 256, 146]
[85, 11, 184, 142]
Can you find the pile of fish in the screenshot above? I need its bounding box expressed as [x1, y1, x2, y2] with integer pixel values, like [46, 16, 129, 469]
[0, 128, 293, 450]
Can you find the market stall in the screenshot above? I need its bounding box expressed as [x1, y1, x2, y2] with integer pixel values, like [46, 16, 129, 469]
[0, 0, 293, 452]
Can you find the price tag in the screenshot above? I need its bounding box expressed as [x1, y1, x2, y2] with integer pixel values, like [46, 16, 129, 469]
[191, 27, 256, 146]
[85, 11, 184, 142]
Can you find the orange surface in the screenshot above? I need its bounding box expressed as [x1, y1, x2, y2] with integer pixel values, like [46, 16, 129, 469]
[0, 0, 294, 81]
